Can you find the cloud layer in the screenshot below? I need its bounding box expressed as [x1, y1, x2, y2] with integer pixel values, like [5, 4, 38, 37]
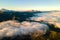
[31, 12, 60, 28]
[0, 12, 60, 39]
[0, 20, 49, 39]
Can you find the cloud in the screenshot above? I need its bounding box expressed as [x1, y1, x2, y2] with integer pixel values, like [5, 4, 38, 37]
[0, 20, 49, 39]
[31, 12, 60, 28]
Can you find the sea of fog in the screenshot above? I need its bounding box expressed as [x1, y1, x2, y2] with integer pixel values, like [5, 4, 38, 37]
[31, 12, 50, 18]
[0, 12, 60, 39]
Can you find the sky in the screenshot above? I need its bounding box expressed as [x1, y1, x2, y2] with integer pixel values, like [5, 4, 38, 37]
[0, 0, 60, 11]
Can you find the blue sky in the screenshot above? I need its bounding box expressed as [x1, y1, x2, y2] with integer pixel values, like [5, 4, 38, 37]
[0, 0, 60, 11]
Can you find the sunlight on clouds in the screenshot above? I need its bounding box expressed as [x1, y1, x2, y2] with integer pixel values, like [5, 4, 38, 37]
[0, 20, 49, 38]
[31, 12, 60, 28]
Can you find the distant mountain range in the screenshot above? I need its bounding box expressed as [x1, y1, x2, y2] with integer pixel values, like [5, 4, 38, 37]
[0, 8, 42, 13]
[0, 8, 41, 22]
[1, 8, 60, 13]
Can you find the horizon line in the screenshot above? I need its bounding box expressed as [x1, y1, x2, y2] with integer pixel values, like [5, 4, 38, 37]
[0, 7, 60, 11]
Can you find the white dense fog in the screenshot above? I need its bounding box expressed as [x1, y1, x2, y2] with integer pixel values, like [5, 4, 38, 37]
[0, 12, 60, 39]
[31, 12, 60, 28]
[0, 20, 49, 39]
